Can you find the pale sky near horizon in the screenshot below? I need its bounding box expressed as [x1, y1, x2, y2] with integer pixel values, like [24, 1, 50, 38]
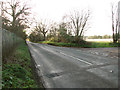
[1, 0, 120, 36]
[29, 0, 119, 36]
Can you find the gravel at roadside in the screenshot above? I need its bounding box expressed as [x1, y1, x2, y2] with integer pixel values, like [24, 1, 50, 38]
[78, 47, 118, 59]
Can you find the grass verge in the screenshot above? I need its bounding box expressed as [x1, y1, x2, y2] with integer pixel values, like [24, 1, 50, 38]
[38, 41, 119, 48]
[2, 41, 41, 88]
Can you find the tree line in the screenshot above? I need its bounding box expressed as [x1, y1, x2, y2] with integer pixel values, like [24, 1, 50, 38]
[2, 0, 119, 43]
[2, 0, 90, 44]
[29, 10, 91, 44]
[86, 35, 112, 39]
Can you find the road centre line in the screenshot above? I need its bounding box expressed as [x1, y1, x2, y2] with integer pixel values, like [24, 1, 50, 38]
[59, 52, 93, 65]
[38, 45, 93, 65]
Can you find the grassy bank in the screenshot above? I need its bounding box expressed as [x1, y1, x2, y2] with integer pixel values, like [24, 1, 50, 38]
[38, 41, 119, 48]
[2, 41, 41, 88]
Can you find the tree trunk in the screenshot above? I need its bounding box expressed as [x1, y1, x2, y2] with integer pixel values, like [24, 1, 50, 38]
[43, 34, 46, 41]
[75, 36, 79, 43]
[113, 32, 116, 43]
[115, 20, 118, 42]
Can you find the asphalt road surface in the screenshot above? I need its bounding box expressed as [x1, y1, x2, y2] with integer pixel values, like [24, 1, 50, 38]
[27, 41, 118, 88]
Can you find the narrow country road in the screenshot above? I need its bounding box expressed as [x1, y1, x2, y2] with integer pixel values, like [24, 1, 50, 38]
[27, 41, 118, 88]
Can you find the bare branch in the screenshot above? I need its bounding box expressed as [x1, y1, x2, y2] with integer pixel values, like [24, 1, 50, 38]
[67, 10, 90, 39]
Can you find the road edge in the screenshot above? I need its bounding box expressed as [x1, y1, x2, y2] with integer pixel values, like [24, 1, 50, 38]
[26, 41, 45, 89]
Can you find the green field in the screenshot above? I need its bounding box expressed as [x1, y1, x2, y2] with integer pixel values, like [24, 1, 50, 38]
[38, 41, 119, 48]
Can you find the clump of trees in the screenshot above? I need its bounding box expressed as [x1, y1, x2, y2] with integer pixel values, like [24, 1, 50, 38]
[29, 9, 91, 44]
[2, 0, 31, 39]
[29, 20, 49, 42]
[29, 29, 44, 42]
[65, 10, 90, 43]
[87, 35, 112, 39]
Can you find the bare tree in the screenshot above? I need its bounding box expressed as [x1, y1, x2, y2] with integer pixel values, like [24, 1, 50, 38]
[65, 10, 90, 42]
[35, 21, 49, 41]
[49, 22, 58, 41]
[111, 3, 119, 43]
[3, 0, 30, 33]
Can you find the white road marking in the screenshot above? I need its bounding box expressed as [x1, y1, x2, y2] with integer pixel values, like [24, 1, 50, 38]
[36, 44, 93, 65]
[59, 52, 93, 65]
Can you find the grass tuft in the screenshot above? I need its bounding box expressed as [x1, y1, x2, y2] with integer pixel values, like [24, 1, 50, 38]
[2, 41, 39, 88]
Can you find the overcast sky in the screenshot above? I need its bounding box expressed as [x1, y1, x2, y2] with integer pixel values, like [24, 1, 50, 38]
[31, 0, 120, 36]
[2, 0, 120, 36]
